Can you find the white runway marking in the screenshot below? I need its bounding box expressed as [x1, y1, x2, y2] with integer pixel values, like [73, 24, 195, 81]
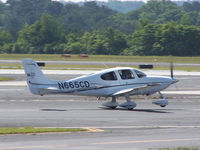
[45, 125, 200, 129]
[0, 89, 23, 91]
[0, 81, 26, 86]
[91, 137, 200, 145]
[0, 69, 94, 75]
[1, 137, 200, 149]
[163, 91, 200, 95]
[0, 145, 71, 150]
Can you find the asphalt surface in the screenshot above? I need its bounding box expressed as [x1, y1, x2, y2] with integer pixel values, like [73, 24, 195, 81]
[0, 71, 200, 150]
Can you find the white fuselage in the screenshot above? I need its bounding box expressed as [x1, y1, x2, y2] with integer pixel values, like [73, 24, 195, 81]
[38, 68, 177, 97]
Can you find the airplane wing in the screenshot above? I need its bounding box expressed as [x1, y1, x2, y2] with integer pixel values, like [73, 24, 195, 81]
[111, 83, 160, 96]
[111, 85, 147, 96]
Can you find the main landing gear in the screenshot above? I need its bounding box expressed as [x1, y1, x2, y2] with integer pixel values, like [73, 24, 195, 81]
[102, 94, 136, 110]
[102, 91, 169, 110]
[152, 92, 169, 107]
[102, 97, 119, 109]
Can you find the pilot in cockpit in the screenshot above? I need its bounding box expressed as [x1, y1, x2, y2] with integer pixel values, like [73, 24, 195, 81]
[121, 70, 134, 79]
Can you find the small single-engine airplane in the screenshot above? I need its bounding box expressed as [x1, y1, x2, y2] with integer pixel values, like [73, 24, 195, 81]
[22, 59, 178, 110]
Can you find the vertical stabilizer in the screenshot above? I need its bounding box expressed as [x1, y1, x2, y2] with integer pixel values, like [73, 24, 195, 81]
[22, 59, 54, 95]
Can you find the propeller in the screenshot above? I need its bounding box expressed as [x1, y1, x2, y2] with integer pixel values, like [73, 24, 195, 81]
[170, 62, 179, 84]
[170, 62, 174, 79]
[170, 62, 179, 97]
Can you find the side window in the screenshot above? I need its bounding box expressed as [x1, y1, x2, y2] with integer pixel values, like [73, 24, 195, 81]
[101, 71, 117, 81]
[135, 70, 146, 78]
[118, 70, 135, 80]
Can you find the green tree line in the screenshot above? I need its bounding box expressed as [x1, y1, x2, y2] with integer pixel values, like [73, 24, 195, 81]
[1, 0, 200, 56]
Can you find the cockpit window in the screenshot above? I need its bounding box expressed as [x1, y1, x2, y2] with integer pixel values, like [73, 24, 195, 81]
[118, 69, 135, 80]
[101, 71, 117, 81]
[135, 70, 146, 78]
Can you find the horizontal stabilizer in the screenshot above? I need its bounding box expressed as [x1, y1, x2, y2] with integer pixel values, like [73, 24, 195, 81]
[38, 87, 60, 95]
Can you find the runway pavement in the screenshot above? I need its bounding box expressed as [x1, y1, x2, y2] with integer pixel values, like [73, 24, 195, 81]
[0, 70, 200, 149]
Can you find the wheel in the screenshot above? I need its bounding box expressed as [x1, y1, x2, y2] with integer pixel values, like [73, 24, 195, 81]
[110, 106, 117, 109]
[160, 105, 166, 107]
[128, 108, 133, 110]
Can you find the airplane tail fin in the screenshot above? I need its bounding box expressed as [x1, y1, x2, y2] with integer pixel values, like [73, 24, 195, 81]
[22, 59, 55, 95]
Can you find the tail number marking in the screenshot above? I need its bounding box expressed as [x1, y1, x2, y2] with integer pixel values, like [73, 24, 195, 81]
[58, 81, 90, 89]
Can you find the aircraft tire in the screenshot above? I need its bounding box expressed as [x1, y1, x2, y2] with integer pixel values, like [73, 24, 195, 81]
[111, 106, 117, 109]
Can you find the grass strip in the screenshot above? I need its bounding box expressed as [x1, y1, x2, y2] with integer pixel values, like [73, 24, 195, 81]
[1, 63, 200, 71]
[0, 77, 14, 81]
[0, 127, 88, 135]
[1, 54, 200, 63]
[1, 54, 200, 71]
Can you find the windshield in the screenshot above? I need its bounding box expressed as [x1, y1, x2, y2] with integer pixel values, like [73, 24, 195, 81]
[135, 70, 146, 78]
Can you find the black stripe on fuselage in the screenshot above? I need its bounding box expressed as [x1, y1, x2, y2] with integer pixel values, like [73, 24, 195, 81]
[29, 81, 170, 95]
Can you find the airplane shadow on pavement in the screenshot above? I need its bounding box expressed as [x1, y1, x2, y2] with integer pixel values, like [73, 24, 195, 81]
[99, 107, 174, 113]
[40, 107, 182, 113]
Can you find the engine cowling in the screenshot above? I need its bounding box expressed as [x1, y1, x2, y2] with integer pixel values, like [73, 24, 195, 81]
[152, 99, 169, 107]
